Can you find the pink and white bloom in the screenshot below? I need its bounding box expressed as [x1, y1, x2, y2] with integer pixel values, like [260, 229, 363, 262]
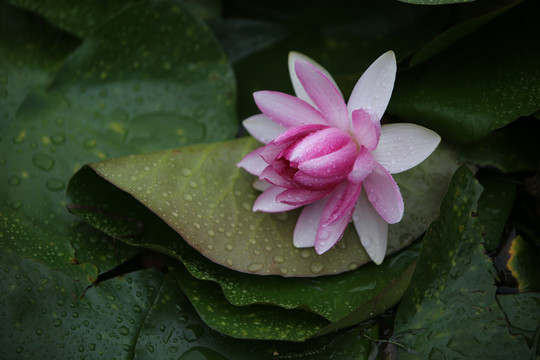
[237, 51, 440, 265]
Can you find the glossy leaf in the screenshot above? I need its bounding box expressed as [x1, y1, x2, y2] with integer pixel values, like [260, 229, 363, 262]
[477, 177, 516, 252]
[67, 166, 421, 337]
[389, 1, 540, 144]
[0, 0, 236, 272]
[84, 137, 457, 277]
[409, 0, 523, 67]
[393, 166, 532, 359]
[457, 119, 540, 172]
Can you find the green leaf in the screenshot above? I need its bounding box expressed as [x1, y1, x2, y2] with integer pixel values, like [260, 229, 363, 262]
[494, 236, 540, 293]
[457, 119, 540, 172]
[67, 165, 420, 338]
[497, 292, 540, 355]
[409, 0, 522, 67]
[389, 1, 540, 144]
[82, 137, 457, 277]
[393, 166, 532, 359]
[0, 0, 236, 271]
[170, 261, 330, 341]
[477, 177, 516, 252]
[7, 0, 137, 38]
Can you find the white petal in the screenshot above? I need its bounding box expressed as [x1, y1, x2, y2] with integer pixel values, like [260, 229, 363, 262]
[352, 192, 389, 265]
[236, 149, 267, 177]
[347, 51, 396, 121]
[243, 114, 286, 145]
[372, 123, 441, 174]
[293, 199, 326, 248]
[288, 51, 342, 107]
[252, 185, 301, 213]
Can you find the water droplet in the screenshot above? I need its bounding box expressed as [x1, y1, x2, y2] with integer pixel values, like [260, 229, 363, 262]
[264, 245, 272, 252]
[193, 222, 201, 229]
[50, 133, 65, 145]
[348, 262, 359, 271]
[8, 176, 20, 186]
[32, 153, 55, 171]
[225, 243, 233, 251]
[46, 178, 65, 191]
[181, 168, 192, 176]
[280, 268, 288, 275]
[188, 180, 197, 188]
[300, 249, 311, 259]
[206, 244, 214, 250]
[310, 261, 324, 274]
[319, 229, 329, 240]
[118, 326, 130, 336]
[242, 202, 251, 211]
[247, 263, 264, 273]
[53, 318, 62, 327]
[35, 328, 43, 336]
[273, 255, 284, 263]
[363, 236, 372, 247]
[368, 193, 378, 203]
[226, 258, 233, 266]
[132, 305, 142, 313]
[183, 194, 193, 201]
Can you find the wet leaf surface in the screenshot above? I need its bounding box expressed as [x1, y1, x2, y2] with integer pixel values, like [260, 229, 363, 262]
[82, 138, 456, 276]
[393, 166, 532, 359]
[389, 1, 540, 144]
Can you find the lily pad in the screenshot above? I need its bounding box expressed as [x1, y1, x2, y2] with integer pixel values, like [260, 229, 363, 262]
[393, 166, 532, 359]
[68, 162, 420, 329]
[84, 137, 457, 277]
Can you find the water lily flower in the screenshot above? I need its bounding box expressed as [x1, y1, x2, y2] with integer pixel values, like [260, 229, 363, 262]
[237, 51, 440, 264]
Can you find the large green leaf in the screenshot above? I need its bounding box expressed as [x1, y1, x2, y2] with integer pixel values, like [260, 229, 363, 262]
[82, 137, 457, 277]
[0, 249, 377, 359]
[67, 165, 421, 339]
[388, 1, 540, 144]
[0, 0, 236, 271]
[393, 166, 532, 358]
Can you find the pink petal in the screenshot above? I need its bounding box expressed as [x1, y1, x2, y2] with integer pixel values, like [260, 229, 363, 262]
[254, 91, 328, 128]
[243, 114, 287, 144]
[350, 109, 381, 151]
[237, 149, 267, 177]
[295, 60, 348, 130]
[347, 51, 397, 121]
[352, 191, 389, 265]
[293, 171, 345, 191]
[372, 123, 441, 174]
[288, 51, 341, 106]
[273, 124, 328, 146]
[315, 208, 352, 254]
[252, 186, 301, 213]
[288, 127, 353, 162]
[260, 166, 293, 188]
[348, 147, 374, 185]
[320, 182, 362, 226]
[293, 199, 327, 248]
[276, 187, 330, 206]
[297, 140, 357, 177]
[363, 162, 404, 224]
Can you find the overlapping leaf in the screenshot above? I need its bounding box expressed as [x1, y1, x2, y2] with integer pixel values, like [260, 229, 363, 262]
[79, 137, 457, 277]
[389, 1, 540, 144]
[393, 166, 533, 358]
